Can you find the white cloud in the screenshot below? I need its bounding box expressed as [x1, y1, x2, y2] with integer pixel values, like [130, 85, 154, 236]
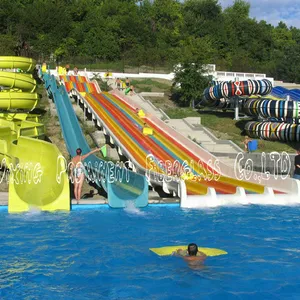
[218, 0, 300, 28]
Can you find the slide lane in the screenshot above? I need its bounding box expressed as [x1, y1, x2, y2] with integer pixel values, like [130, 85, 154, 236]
[83, 94, 169, 178]
[102, 92, 266, 195]
[84, 93, 207, 195]
[87, 92, 255, 195]
[59, 75, 96, 93]
[45, 74, 147, 207]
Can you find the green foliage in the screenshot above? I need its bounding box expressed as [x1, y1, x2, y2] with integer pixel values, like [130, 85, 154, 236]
[172, 63, 212, 107]
[92, 75, 111, 92]
[0, 34, 16, 55]
[1, 0, 300, 83]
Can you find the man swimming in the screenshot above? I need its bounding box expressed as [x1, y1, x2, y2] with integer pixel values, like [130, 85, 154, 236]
[173, 243, 207, 269]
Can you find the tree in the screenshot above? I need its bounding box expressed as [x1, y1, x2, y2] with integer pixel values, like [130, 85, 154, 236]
[172, 63, 212, 107]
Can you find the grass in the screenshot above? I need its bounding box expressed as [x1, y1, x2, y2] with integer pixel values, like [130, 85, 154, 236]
[162, 107, 299, 153]
[130, 78, 172, 93]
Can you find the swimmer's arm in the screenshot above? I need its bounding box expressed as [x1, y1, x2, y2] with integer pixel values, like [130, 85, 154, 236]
[81, 148, 101, 160]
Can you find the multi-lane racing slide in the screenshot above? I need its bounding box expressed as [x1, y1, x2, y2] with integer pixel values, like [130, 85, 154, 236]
[58, 75, 300, 207]
[0, 56, 70, 213]
[43, 74, 148, 208]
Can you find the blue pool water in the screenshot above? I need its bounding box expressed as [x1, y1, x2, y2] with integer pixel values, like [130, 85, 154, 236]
[1, 204, 300, 299]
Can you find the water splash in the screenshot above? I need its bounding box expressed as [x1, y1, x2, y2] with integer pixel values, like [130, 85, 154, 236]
[124, 200, 145, 216]
[27, 205, 42, 214]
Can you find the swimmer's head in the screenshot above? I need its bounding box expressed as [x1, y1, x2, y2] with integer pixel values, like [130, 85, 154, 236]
[187, 243, 198, 256]
[76, 148, 82, 155]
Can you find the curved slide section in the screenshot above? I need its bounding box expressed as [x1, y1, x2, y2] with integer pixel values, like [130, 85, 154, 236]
[8, 136, 70, 213]
[0, 57, 70, 213]
[202, 79, 300, 142]
[271, 86, 300, 101]
[243, 98, 300, 119]
[43, 74, 148, 208]
[0, 56, 36, 72]
[0, 56, 39, 111]
[0, 92, 39, 110]
[245, 121, 300, 142]
[201, 79, 272, 106]
[243, 98, 300, 141]
[0, 71, 36, 92]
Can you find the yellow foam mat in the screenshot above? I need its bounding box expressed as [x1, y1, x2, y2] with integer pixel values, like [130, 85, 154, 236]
[149, 246, 227, 256]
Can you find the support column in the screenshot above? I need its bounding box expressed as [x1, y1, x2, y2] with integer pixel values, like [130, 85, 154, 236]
[83, 104, 86, 123]
[234, 97, 239, 120]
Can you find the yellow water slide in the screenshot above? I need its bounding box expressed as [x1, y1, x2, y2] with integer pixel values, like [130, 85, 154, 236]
[0, 56, 38, 110]
[0, 56, 70, 212]
[0, 71, 36, 92]
[0, 56, 36, 72]
[8, 136, 70, 213]
[0, 91, 39, 110]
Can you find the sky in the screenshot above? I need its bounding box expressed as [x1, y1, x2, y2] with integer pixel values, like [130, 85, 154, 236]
[218, 0, 300, 28]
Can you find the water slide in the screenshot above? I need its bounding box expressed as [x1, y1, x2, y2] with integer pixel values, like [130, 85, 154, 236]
[0, 57, 39, 111]
[0, 56, 70, 212]
[201, 79, 300, 142]
[201, 79, 273, 107]
[0, 56, 36, 72]
[0, 71, 36, 92]
[243, 98, 300, 141]
[43, 74, 148, 208]
[110, 90, 300, 206]
[59, 75, 300, 207]
[271, 86, 300, 101]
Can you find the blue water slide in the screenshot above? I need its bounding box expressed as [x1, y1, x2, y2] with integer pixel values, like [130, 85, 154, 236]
[271, 86, 300, 101]
[43, 74, 148, 208]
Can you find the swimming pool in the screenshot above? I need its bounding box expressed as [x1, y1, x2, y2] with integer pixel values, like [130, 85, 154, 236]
[1, 204, 300, 299]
